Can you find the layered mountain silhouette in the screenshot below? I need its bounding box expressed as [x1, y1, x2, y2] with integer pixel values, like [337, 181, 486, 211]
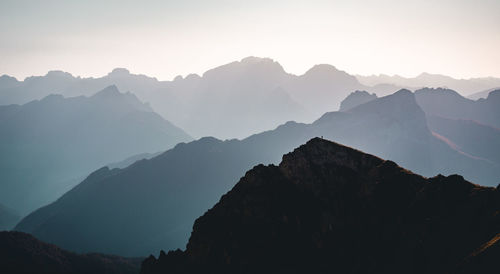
[0, 85, 191, 216]
[357, 72, 500, 96]
[0, 231, 141, 274]
[10, 57, 499, 139]
[468, 87, 500, 100]
[339, 90, 377, 111]
[141, 138, 500, 274]
[415, 88, 500, 128]
[15, 89, 500, 256]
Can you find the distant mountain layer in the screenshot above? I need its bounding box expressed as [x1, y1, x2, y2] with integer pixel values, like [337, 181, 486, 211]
[16, 89, 500, 257]
[339, 90, 377, 111]
[12, 57, 500, 139]
[141, 138, 500, 274]
[415, 88, 500, 128]
[357, 72, 500, 97]
[0, 231, 141, 274]
[0, 85, 191, 215]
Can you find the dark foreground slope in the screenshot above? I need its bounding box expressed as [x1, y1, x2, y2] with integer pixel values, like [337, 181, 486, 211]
[142, 138, 500, 274]
[0, 231, 141, 274]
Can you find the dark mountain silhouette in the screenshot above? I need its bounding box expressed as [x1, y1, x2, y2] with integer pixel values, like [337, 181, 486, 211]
[0, 203, 19, 231]
[15, 89, 500, 257]
[141, 138, 500, 274]
[0, 231, 141, 274]
[415, 87, 500, 128]
[339, 90, 377, 111]
[0, 85, 191, 216]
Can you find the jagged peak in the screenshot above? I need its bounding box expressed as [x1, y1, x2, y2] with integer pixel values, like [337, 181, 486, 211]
[91, 85, 121, 98]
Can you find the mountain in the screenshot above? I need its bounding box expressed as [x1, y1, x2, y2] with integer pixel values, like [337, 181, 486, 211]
[468, 87, 500, 100]
[159, 57, 309, 139]
[415, 87, 500, 128]
[339, 90, 377, 111]
[427, 115, 500, 165]
[0, 231, 141, 274]
[357, 72, 500, 97]
[283, 64, 366, 117]
[15, 89, 500, 257]
[141, 138, 500, 274]
[0, 85, 191, 215]
[1, 57, 389, 140]
[0, 203, 19, 231]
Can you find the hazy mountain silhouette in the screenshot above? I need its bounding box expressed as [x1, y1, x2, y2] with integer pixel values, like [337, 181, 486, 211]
[0, 85, 191, 216]
[415, 88, 500, 128]
[282, 64, 366, 117]
[357, 73, 500, 97]
[0, 203, 19, 231]
[141, 138, 500, 274]
[467, 87, 500, 100]
[339, 90, 377, 111]
[0, 231, 141, 274]
[1, 57, 396, 139]
[15, 89, 499, 256]
[426, 115, 500, 165]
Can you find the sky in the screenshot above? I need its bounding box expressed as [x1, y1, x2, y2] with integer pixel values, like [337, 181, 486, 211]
[1, 0, 499, 81]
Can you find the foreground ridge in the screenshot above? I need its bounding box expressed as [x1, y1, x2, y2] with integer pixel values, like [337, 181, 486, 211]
[142, 138, 500, 274]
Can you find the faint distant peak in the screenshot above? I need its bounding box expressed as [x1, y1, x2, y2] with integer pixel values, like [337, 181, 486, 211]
[416, 72, 453, 80]
[108, 68, 131, 77]
[91, 85, 121, 98]
[240, 56, 275, 64]
[303, 64, 355, 80]
[45, 70, 74, 78]
[415, 87, 462, 98]
[339, 90, 377, 111]
[393, 88, 413, 96]
[305, 64, 340, 74]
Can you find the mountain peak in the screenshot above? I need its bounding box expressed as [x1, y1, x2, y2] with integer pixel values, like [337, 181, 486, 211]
[240, 56, 275, 64]
[45, 70, 74, 78]
[280, 138, 385, 178]
[92, 85, 121, 98]
[305, 64, 340, 74]
[142, 137, 499, 273]
[339, 90, 377, 111]
[108, 68, 131, 77]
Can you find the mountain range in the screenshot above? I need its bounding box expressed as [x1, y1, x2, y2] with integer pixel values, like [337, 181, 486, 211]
[141, 138, 500, 274]
[357, 72, 500, 97]
[0, 85, 191, 216]
[3, 57, 500, 139]
[15, 89, 500, 257]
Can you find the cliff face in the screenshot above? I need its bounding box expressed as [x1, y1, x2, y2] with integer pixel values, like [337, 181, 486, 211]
[142, 138, 500, 274]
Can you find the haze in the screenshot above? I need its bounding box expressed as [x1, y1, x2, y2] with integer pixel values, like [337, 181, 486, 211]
[1, 0, 499, 80]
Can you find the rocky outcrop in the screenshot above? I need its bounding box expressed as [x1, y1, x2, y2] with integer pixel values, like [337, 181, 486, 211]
[142, 138, 500, 274]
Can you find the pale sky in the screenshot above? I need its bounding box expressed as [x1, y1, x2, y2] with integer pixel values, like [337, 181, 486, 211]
[1, 0, 499, 80]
